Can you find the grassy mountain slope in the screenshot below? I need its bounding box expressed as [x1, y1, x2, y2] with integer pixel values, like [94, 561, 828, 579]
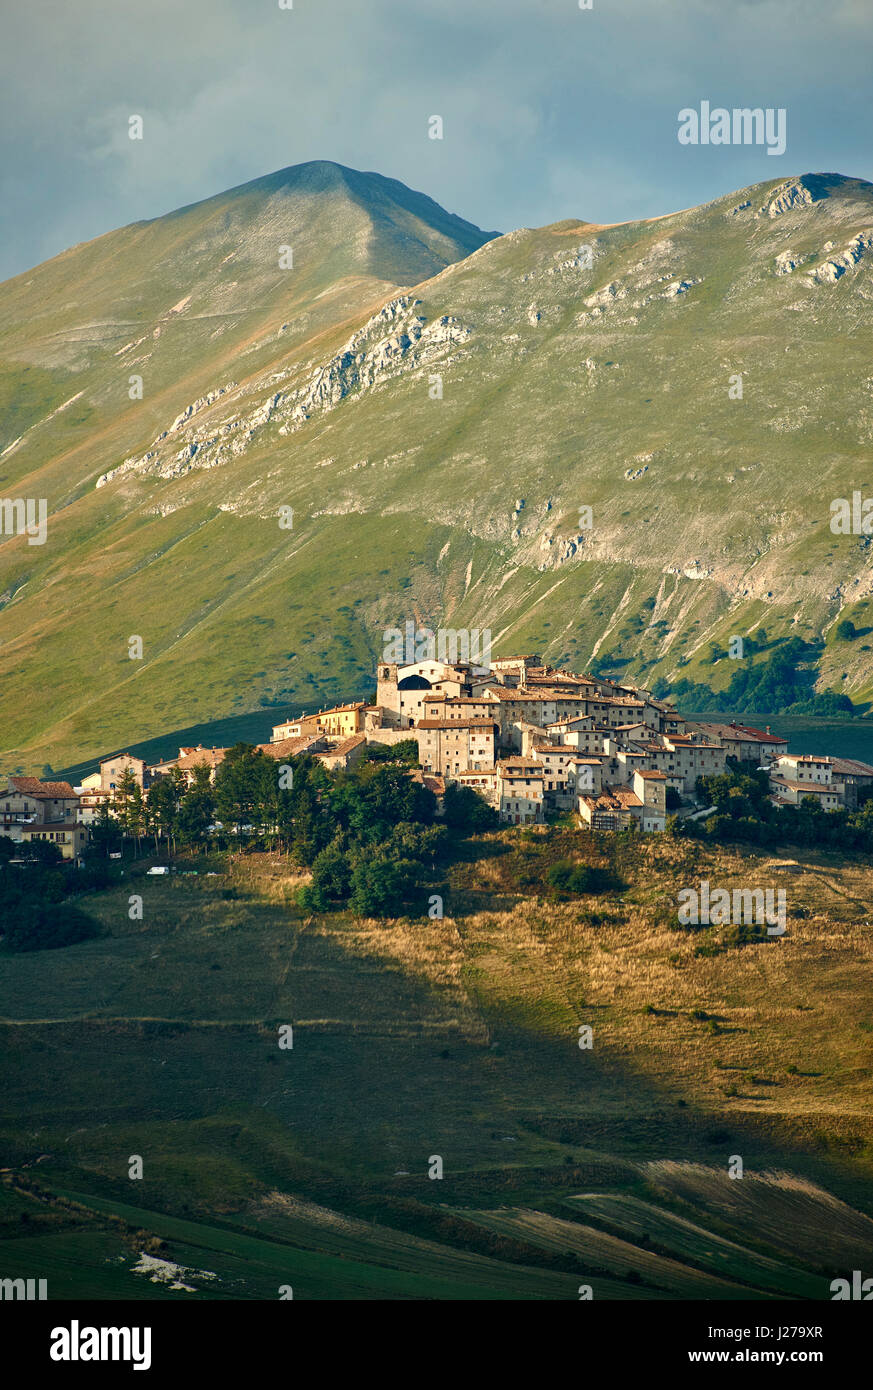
[2, 834, 873, 1298]
[2, 167, 873, 768]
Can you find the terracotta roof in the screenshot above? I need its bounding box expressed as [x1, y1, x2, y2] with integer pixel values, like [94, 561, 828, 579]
[258, 736, 323, 759]
[581, 786, 643, 811]
[6, 777, 78, 799]
[730, 722, 788, 743]
[408, 770, 447, 795]
[636, 770, 668, 779]
[498, 759, 545, 776]
[690, 721, 787, 744]
[321, 734, 367, 756]
[170, 747, 226, 770]
[830, 757, 873, 777]
[492, 689, 589, 703]
[769, 776, 836, 794]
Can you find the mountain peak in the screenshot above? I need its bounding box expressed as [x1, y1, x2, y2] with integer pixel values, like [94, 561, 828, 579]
[147, 158, 497, 291]
[4, 166, 873, 765]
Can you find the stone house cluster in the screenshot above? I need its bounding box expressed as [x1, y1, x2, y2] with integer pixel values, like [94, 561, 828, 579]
[368, 654, 734, 831]
[768, 754, 873, 811]
[0, 776, 89, 860]
[0, 703, 376, 861]
[366, 656, 873, 828]
[4, 658, 872, 859]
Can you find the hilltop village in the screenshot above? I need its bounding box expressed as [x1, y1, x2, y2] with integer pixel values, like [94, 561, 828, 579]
[4, 653, 873, 862]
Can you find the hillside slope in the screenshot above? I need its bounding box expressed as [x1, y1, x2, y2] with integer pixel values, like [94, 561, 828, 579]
[2, 167, 872, 768]
[3, 836, 873, 1298]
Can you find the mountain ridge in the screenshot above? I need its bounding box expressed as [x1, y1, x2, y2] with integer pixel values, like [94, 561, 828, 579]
[2, 164, 873, 769]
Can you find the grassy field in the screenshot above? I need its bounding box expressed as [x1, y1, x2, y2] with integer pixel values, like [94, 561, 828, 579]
[2, 829, 872, 1299]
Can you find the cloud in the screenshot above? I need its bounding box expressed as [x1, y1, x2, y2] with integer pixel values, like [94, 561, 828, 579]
[1, 0, 871, 279]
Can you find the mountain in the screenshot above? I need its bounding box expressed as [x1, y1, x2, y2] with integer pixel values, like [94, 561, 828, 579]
[2, 165, 873, 769]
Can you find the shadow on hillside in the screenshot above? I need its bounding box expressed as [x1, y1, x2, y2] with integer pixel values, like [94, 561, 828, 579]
[4, 855, 873, 1298]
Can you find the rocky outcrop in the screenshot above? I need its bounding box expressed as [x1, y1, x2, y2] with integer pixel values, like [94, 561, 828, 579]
[548, 244, 596, 275]
[585, 282, 621, 308]
[762, 179, 825, 218]
[775, 250, 801, 275]
[96, 297, 474, 487]
[534, 530, 589, 571]
[809, 231, 873, 283]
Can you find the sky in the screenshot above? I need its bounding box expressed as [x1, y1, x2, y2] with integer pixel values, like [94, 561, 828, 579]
[2, 0, 872, 281]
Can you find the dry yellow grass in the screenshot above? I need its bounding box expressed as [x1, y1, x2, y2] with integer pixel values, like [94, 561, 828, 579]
[283, 831, 873, 1133]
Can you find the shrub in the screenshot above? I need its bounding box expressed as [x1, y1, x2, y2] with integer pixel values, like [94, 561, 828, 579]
[547, 860, 625, 897]
[442, 783, 498, 830]
[3, 904, 99, 953]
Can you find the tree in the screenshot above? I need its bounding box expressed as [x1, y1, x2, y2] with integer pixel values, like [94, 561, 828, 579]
[443, 783, 498, 830]
[128, 784, 146, 856]
[288, 786, 329, 865]
[177, 765, 215, 850]
[364, 739, 420, 765]
[379, 822, 448, 863]
[299, 838, 352, 911]
[147, 769, 185, 854]
[22, 839, 64, 867]
[113, 767, 140, 843]
[333, 764, 435, 843]
[547, 860, 595, 895]
[214, 744, 289, 846]
[349, 855, 419, 917]
[84, 803, 123, 859]
[835, 619, 856, 642]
